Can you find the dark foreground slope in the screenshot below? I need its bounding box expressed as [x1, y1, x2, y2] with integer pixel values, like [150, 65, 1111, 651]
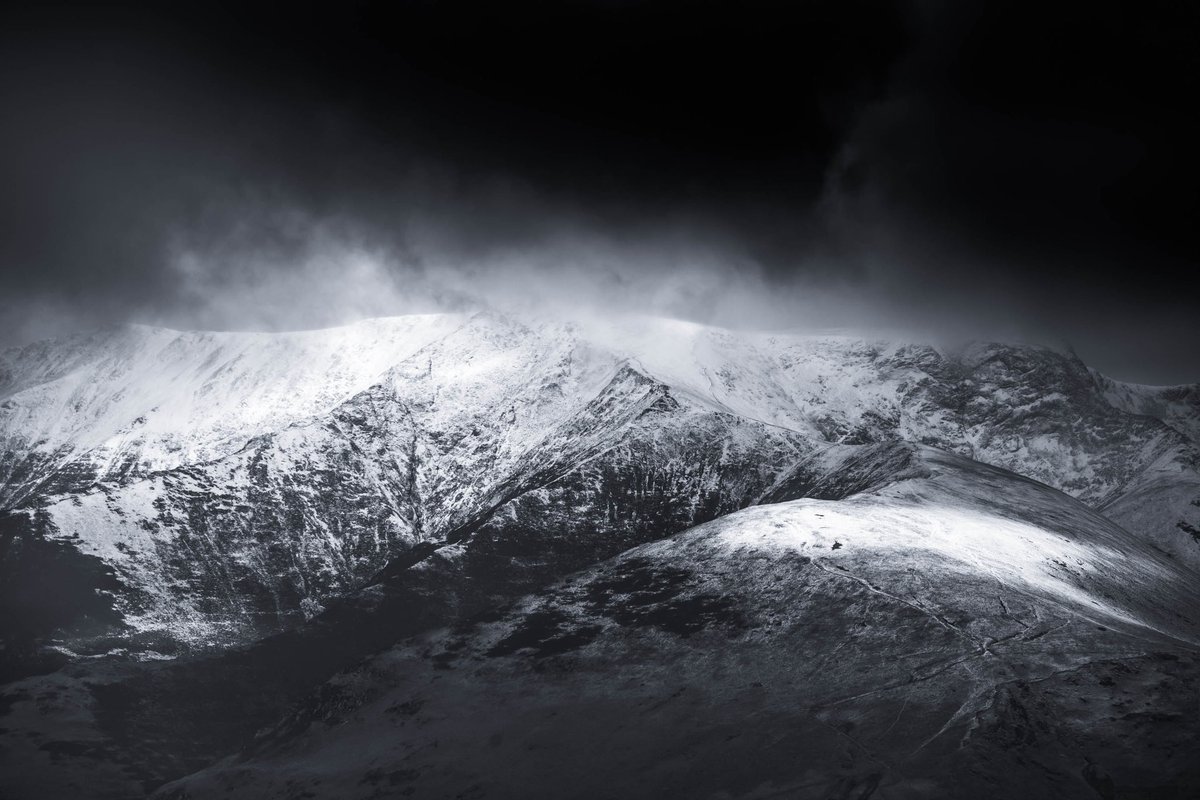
[153, 449, 1200, 800]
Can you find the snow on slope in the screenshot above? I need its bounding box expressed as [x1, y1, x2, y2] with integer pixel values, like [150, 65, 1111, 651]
[580, 318, 1200, 564]
[0, 315, 464, 506]
[3, 313, 1192, 514]
[153, 446, 1200, 800]
[1096, 372, 1200, 445]
[574, 317, 1192, 508]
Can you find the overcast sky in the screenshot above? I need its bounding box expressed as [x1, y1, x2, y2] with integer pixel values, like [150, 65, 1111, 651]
[2, 1, 1197, 382]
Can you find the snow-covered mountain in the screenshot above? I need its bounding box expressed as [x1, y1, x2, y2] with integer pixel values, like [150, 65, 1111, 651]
[2, 312, 1198, 654]
[1, 313, 1199, 799]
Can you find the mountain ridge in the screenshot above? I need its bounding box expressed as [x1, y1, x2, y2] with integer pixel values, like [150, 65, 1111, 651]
[3, 312, 1198, 655]
[2, 319, 1199, 797]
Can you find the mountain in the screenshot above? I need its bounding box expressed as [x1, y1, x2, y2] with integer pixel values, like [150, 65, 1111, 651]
[2, 313, 1197, 656]
[1, 313, 1198, 798]
[154, 446, 1200, 799]
[3, 442, 1197, 800]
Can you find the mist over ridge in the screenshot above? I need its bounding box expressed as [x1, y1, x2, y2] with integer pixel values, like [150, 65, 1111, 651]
[3, 1, 1199, 382]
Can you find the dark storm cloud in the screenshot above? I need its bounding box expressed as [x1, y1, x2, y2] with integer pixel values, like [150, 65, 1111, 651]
[1, 1, 1197, 382]
[815, 2, 1200, 380]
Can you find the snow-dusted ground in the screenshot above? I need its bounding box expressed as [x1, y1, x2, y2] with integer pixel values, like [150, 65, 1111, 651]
[1096, 371, 1200, 445]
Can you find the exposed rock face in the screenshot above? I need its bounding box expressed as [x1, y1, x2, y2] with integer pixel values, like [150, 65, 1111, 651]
[2, 313, 1198, 654]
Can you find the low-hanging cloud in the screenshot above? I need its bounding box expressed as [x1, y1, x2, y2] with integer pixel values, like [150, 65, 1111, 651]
[2, 1, 1197, 384]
